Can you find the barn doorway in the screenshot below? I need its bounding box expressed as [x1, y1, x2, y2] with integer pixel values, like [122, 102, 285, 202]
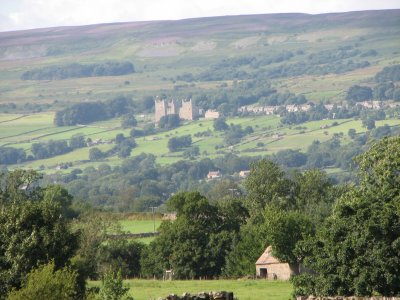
[259, 268, 268, 278]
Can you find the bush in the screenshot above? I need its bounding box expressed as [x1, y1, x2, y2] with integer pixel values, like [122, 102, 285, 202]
[7, 261, 79, 300]
[167, 135, 192, 152]
[213, 118, 229, 131]
[375, 64, 400, 82]
[89, 148, 105, 161]
[159, 114, 180, 129]
[99, 240, 144, 278]
[121, 114, 137, 128]
[99, 269, 133, 300]
[0, 147, 26, 165]
[346, 85, 373, 102]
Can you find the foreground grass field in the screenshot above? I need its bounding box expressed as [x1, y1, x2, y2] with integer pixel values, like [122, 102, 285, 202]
[90, 279, 293, 300]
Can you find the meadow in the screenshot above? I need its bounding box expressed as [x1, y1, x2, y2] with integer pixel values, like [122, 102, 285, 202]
[90, 279, 293, 300]
[119, 219, 162, 234]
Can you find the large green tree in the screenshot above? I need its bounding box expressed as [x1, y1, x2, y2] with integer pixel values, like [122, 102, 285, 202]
[0, 170, 79, 298]
[294, 137, 400, 297]
[141, 192, 247, 279]
[244, 159, 295, 216]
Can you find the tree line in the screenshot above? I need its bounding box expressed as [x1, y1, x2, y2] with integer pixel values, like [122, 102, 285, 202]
[345, 64, 400, 102]
[175, 46, 372, 83]
[21, 61, 135, 80]
[54, 96, 134, 126]
[0, 135, 86, 165]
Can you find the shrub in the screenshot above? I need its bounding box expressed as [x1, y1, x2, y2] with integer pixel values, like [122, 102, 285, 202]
[7, 261, 79, 300]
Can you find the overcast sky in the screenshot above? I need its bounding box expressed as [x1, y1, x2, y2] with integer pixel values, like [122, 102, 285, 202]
[0, 0, 399, 32]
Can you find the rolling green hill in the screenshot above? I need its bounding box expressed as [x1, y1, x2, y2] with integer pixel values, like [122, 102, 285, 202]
[0, 10, 399, 108]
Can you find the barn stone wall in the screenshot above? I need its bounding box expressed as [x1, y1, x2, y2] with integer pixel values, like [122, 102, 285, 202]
[256, 262, 297, 280]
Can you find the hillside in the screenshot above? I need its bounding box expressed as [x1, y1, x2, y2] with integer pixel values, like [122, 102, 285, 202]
[0, 10, 399, 194]
[0, 9, 399, 108]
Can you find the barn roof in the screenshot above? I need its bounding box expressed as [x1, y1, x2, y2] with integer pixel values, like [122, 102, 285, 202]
[255, 246, 281, 265]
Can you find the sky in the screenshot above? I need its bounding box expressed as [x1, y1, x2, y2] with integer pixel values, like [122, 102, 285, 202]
[0, 0, 399, 32]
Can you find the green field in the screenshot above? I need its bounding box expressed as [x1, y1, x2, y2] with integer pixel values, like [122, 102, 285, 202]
[2, 111, 400, 172]
[90, 279, 293, 300]
[119, 219, 162, 234]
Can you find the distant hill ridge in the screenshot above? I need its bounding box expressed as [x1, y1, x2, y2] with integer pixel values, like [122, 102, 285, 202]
[0, 9, 399, 47]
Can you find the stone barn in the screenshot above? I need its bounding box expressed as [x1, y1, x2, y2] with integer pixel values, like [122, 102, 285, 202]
[255, 246, 298, 280]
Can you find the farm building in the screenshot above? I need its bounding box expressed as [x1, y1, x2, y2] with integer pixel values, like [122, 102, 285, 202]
[204, 109, 220, 119]
[207, 171, 221, 179]
[239, 170, 250, 178]
[255, 246, 298, 280]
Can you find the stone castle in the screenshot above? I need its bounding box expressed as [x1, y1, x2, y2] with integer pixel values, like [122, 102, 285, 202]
[154, 98, 199, 122]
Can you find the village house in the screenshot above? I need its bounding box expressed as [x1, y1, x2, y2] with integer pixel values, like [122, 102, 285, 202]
[204, 109, 220, 119]
[207, 171, 221, 179]
[239, 170, 250, 178]
[272, 133, 283, 139]
[388, 102, 400, 108]
[285, 104, 298, 112]
[356, 101, 383, 110]
[264, 106, 277, 115]
[299, 104, 312, 111]
[239, 103, 314, 115]
[55, 164, 69, 170]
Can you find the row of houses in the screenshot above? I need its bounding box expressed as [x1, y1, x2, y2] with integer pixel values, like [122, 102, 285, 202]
[239, 101, 400, 116]
[206, 170, 250, 180]
[238, 103, 314, 115]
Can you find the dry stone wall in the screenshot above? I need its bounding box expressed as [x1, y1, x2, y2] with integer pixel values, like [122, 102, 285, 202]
[297, 297, 400, 300]
[155, 291, 234, 300]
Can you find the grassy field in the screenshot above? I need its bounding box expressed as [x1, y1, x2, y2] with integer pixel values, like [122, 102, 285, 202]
[2, 111, 400, 172]
[119, 219, 162, 234]
[90, 279, 293, 300]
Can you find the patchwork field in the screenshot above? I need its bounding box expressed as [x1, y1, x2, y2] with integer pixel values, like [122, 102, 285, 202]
[2, 111, 400, 172]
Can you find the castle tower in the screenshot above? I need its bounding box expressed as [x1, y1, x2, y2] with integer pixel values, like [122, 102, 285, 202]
[179, 99, 198, 121]
[155, 98, 167, 122]
[166, 99, 180, 115]
[155, 98, 181, 122]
